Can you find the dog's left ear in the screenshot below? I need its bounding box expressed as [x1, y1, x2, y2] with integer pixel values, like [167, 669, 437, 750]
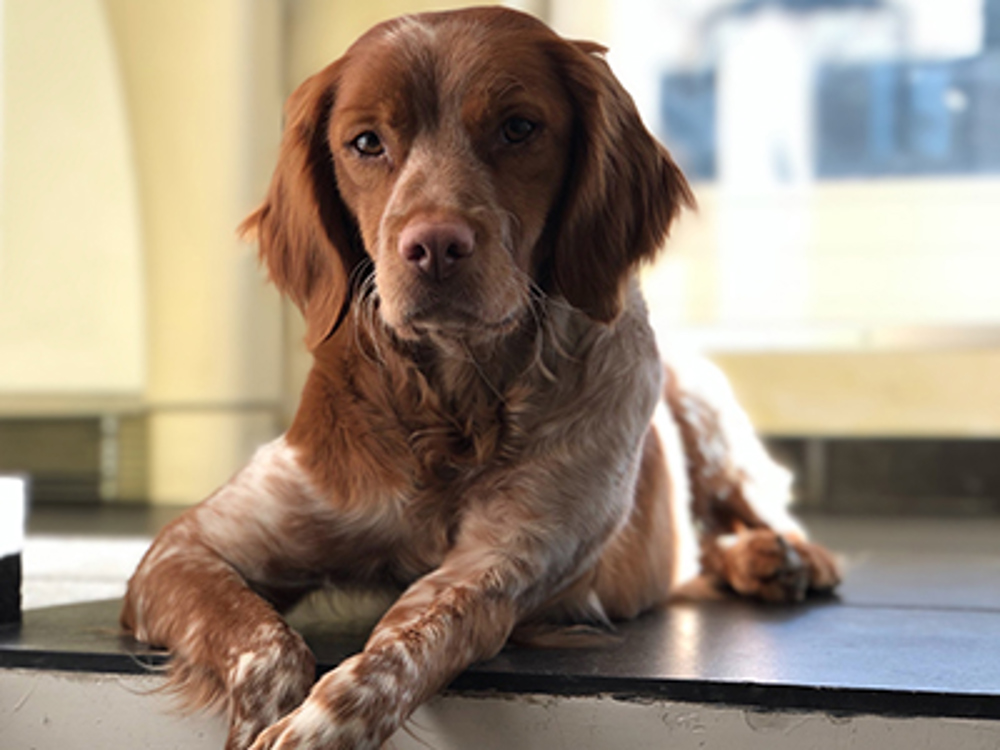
[545, 41, 694, 323]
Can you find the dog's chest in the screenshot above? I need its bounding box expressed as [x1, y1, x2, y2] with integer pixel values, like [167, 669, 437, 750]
[299, 330, 592, 578]
[374, 380, 540, 575]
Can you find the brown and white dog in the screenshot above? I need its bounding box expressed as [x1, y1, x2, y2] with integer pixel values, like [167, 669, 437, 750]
[121, 7, 839, 749]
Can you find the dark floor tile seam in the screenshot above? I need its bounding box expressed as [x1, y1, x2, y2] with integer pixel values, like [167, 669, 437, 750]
[446, 674, 1000, 722]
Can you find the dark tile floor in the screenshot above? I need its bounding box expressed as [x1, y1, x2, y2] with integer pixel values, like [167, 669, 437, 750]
[7, 506, 1000, 720]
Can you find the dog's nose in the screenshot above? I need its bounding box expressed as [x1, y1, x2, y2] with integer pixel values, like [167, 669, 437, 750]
[398, 221, 474, 281]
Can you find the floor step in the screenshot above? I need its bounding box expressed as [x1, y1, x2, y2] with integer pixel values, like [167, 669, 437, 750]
[4, 516, 1000, 748]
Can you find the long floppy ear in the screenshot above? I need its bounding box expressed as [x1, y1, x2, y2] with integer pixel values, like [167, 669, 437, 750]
[239, 60, 366, 350]
[546, 41, 695, 323]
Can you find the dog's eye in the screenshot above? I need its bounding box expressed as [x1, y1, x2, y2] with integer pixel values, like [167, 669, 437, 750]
[351, 131, 385, 157]
[501, 117, 537, 144]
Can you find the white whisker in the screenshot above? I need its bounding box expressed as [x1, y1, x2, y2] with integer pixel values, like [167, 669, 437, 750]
[459, 339, 508, 406]
[351, 268, 387, 367]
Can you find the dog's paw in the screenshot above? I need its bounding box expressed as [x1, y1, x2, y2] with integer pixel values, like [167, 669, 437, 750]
[225, 624, 316, 750]
[249, 701, 381, 750]
[248, 654, 398, 750]
[247, 706, 316, 750]
[716, 529, 838, 604]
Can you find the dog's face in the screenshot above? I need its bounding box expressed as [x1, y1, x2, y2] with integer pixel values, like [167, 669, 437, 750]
[328, 16, 573, 339]
[243, 7, 692, 349]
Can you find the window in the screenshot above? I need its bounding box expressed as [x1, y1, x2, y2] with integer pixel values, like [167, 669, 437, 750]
[608, 0, 1000, 352]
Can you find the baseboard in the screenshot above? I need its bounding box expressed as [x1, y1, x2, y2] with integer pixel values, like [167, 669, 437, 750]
[766, 437, 1000, 515]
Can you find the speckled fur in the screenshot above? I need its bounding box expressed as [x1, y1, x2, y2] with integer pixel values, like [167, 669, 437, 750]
[121, 8, 837, 749]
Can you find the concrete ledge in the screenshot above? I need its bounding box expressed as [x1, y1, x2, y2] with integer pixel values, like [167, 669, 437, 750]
[5, 668, 1000, 750]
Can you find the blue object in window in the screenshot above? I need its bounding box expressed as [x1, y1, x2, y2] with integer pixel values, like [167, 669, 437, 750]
[909, 64, 952, 164]
[658, 55, 1000, 180]
[660, 71, 717, 180]
[867, 63, 897, 168]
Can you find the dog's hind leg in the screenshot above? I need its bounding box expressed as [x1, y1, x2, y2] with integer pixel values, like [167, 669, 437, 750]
[661, 355, 840, 603]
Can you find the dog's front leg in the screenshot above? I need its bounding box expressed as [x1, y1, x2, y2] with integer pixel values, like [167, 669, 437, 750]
[249, 495, 609, 750]
[121, 437, 360, 750]
[251, 563, 514, 750]
[123, 530, 317, 750]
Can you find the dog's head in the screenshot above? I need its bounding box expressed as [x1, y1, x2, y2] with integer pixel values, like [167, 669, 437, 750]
[242, 7, 693, 349]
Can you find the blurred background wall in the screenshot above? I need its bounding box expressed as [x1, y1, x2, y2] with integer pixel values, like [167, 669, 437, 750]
[2, 0, 999, 510]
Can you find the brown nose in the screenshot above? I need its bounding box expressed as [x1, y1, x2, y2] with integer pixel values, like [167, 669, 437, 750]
[398, 221, 474, 281]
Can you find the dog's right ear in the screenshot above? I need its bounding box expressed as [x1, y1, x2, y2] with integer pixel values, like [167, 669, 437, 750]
[240, 60, 366, 350]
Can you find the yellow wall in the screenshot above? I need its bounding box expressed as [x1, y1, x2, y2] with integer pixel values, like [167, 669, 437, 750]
[101, 0, 286, 503]
[284, 0, 486, 90]
[1, 0, 144, 394]
[711, 350, 1000, 437]
[547, 0, 608, 42]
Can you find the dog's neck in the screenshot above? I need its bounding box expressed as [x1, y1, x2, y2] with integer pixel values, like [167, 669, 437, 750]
[309, 293, 602, 431]
[296, 295, 607, 487]
[325, 299, 585, 412]
[388, 316, 540, 412]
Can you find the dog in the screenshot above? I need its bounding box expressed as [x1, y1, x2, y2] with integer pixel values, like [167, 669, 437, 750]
[121, 7, 839, 749]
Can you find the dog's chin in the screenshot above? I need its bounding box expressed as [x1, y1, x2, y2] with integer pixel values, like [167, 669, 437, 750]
[383, 302, 525, 345]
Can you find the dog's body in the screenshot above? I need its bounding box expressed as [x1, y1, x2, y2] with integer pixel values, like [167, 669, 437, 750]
[122, 8, 838, 749]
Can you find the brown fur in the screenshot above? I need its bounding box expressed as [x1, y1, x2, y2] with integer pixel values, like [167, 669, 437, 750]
[122, 8, 837, 750]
